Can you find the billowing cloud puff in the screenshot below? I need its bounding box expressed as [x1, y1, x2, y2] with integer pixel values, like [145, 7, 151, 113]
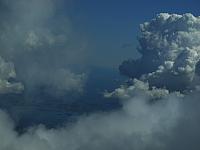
[0, 56, 24, 94]
[120, 13, 200, 91]
[105, 79, 182, 100]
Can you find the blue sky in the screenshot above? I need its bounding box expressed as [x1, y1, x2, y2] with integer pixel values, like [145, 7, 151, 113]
[63, 0, 200, 68]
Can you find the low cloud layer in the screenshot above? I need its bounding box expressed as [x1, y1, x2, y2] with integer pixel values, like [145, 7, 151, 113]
[0, 90, 182, 150]
[1, 83, 200, 150]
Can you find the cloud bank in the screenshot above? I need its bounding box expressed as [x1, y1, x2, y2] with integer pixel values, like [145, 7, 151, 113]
[1, 80, 200, 150]
[0, 89, 182, 150]
[0, 0, 87, 96]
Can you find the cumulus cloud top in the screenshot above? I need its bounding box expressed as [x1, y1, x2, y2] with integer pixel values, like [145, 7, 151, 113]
[120, 13, 200, 90]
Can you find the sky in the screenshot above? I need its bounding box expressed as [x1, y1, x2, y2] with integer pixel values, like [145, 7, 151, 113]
[62, 0, 200, 67]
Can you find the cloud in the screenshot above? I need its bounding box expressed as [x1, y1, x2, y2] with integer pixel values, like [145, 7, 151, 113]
[0, 81, 198, 150]
[0, 0, 87, 96]
[1, 10, 200, 150]
[0, 88, 182, 150]
[105, 79, 172, 100]
[28, 68, 86, 96]
[104, 13, 200, 149]
[119, 13, 200, 91]
[0, 56, 24, 94]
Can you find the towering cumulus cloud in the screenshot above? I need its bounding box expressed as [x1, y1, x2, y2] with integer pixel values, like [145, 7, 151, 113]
[120, 13, 200, 91]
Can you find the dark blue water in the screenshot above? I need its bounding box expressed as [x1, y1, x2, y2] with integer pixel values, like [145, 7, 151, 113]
[0, 66, 125, 131]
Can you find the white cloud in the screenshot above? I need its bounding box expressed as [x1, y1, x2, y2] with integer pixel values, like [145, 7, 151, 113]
[0, 0, 87, 96]
[120, 13, 200, 90]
